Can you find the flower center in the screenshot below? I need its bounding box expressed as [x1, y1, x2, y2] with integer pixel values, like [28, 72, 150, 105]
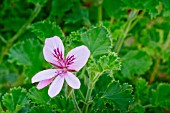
[52, 48, 76, 71]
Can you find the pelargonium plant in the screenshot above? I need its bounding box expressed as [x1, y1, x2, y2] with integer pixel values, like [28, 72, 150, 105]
[32, 36, 90, 97]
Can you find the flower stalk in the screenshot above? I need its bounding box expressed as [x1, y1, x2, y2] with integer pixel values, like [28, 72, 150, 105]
[71, 90, 82, 113]
[0, 3, 42, 63]
[114, 10, 138, 54]
[83, 72, 103, 113]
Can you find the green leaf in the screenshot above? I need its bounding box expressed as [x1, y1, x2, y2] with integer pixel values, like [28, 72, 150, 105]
[130, 104, 145, 113]
[81, 26, 111, 56]
[48, 95, 74, 113]
[151, 83, 170, 108]
[2, 87, 29, 113]
[93, 75, 133, 112]
[28, 105, 55, 113]
[98, 52, 121, 71]
[0, 102, 5, 113]
[66, 28, 85, 48]
[135, 78, 149, 104]
[89, 52, 121, 73]
[8, 38, 46, 82]
[121, 50, 152, 77]
[29, 20, 65, 42]
[162, 0, 170, 17]
[28, 87, 50, 104]
[129, 78, 149, 113]
[103, 0, 126, 18]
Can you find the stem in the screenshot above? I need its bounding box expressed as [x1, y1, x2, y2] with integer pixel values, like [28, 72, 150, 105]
[149, 58, 160, 84]
[84, 85, 93, 113]
[114, 10, 137, 54]
[109, 17, 114, 29]
[71, 90, 82, 113]
[163, 31, 170, 50]
[83, 72, 103, 113]
[9, 3, 41, 44]
[78, 90, 85, 100]
[98, 3, 102, 22]
[143, 104, 153, 108]
[0, 3, 42, 63]
[0, 34, 7, 44]
[129, 11, 145, 31]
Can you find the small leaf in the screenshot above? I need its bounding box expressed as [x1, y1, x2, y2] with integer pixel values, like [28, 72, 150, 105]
[98, 52, 121, 71]
[2, 87, 29, 112]
[135, 78, 149, 104]
[28, 87, 50, 104]
[151, 83, 170, 108]
[129, 78, 149, 113]
[89, 52, 121, 74]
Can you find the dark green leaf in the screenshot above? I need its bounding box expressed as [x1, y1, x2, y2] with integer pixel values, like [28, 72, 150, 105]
[29, 20, 65, 42]
[94, 76, 133, 112]
[103, 0, 126, 18]
[28, 87, 50, 104]
[121, 50, 152, 77]
[48, 95, 74, 113]
[28, 105, 55, 113]
[8, 38, 46, 82]
[151, 83, 170, 108]
[2, 87, 29, 113]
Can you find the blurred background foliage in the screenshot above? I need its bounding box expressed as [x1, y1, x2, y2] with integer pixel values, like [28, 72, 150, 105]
[0, 0, 170, 112]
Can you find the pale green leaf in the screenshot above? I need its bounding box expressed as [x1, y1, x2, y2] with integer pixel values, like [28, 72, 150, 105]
[81, 26, 111, 56]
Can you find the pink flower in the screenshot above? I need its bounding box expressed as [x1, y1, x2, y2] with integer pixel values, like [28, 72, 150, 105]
[32, 36, 90, 98]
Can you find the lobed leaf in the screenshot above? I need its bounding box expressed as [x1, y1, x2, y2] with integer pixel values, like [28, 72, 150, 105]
[28, 87, 50, 104]
[48, 95, 74, 113]
[93, 75, 133, 112]
[29, 20, 65, 42]
[81, 26, 111, 57]
[8, 38, 46, 82]
[27, 105, 54, 113]
[2, 87, 29, 113]
[151, 83, 170, 108]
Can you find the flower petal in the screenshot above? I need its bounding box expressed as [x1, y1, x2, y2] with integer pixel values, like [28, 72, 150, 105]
[64, 72, 80, 89]
[66, 45, 90, 71]
[37, 78, 53, 90]
[43, 36, 64, 67]
[48, 75, 64, 98]
[32, 69, 57, 83]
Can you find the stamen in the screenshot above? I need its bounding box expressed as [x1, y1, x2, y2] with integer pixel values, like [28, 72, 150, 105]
[65, 55, 75, 67]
